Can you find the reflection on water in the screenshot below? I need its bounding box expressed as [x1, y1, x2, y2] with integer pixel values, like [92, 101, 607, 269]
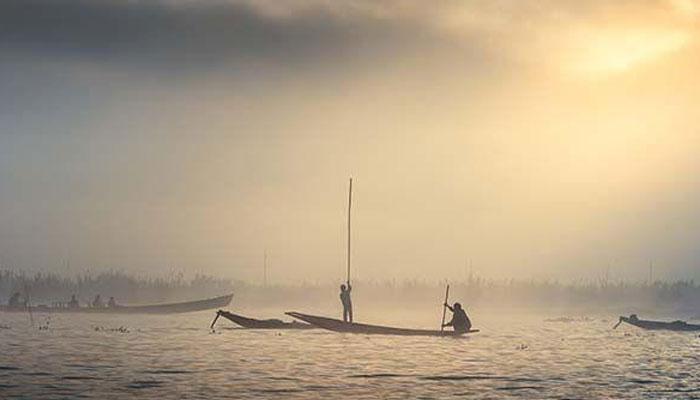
[1, 310, 700, 399]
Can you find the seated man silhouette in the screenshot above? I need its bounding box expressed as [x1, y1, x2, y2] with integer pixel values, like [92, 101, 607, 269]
[442, 302, 472, 333]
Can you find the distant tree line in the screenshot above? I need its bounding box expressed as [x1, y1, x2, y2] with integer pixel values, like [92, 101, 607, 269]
[2, 269, 699, 315]
[0, 269, 233, 306]
[232, 276, 700, 316]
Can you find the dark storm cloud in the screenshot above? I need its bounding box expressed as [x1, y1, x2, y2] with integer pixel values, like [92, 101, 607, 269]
[0, 0, 438, 70]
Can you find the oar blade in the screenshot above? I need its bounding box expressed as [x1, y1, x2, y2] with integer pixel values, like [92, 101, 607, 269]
[210, 310, 222, 330]
[613, 317, 623, 330]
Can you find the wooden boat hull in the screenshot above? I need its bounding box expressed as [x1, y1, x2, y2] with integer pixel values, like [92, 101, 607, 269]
[619, 316, 700, 331]
[286, 312, 479, 337]
[216, 310, 314, 329]
[0, 294, 233, 314]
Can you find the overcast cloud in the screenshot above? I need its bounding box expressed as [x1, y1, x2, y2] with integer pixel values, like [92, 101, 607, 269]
[2, 0, 700, 282]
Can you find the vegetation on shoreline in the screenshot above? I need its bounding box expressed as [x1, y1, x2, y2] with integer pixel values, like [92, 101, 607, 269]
[232, 276, 700, 316]
[2, 269, 699, 315]
[0, 270, 232, 305]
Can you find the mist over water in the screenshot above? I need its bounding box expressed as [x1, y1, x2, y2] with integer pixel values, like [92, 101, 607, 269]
[3, 0, 700, 398]
[5, 268, 700, 318]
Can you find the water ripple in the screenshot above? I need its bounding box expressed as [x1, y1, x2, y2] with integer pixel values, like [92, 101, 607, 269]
[127, 380, 164, 389]
[2, 312, 698, 399]
[349, 373, 410, 378]
[140, 369, 193, 375]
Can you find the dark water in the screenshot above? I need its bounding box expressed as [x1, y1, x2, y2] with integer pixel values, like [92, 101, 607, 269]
[1, 310, 700, 399]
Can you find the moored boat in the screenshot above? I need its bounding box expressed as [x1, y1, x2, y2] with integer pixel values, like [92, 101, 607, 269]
[214, 310, 314, 329]
[616, 314, 700, 331]
[0, 293, 233, 314]
[286, 312, 479, 337]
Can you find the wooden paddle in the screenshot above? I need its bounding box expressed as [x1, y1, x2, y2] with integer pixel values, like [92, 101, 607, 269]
[612, 316, 623, 329]
[210, 310, 222, 330]
[440, 284, 450, 332]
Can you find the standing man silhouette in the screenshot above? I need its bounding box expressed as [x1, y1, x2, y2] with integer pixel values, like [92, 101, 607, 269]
[340, 282, 353, 323]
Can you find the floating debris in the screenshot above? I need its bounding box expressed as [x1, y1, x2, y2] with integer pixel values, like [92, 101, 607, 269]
[93, 326, 130, 333]
[38, 316, 51, 330]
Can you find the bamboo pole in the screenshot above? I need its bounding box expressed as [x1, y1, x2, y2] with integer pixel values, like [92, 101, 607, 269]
[440, 284, 450, 332]
[347, 177, 352, 285]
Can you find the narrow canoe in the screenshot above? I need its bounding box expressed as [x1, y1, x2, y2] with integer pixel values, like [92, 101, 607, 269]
[215, 310, 314, 329]
[618, 315, 700, 331]
[0, 293, 233, 314]
[286, 312, 479, 337]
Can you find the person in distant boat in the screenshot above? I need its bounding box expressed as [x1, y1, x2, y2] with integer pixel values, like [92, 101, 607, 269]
[340, 283, 353, 323]
[92, 294, 103, 308]
[8, 291, 22, 308]
[107, 296, 117, 308]
[68, 294, 79, 308]
[442, 302, 472, 334]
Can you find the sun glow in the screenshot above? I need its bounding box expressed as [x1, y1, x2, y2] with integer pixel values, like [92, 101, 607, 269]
[573, 29, 689, 75]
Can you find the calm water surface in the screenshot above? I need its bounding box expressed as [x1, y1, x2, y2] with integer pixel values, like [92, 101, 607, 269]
[1, 310, 699, 399]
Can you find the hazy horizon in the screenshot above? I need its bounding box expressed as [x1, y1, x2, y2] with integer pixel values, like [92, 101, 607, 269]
[3, 0, 700, 283]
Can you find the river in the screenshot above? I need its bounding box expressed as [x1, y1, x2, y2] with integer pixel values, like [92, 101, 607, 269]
[1, 309, 699, 399]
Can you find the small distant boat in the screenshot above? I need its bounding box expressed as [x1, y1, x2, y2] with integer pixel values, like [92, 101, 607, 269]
[0, 294, 233, 314]
[213, 310, 314, 329]
[286, 312, 479, 337]
[616, 314, 700, 332]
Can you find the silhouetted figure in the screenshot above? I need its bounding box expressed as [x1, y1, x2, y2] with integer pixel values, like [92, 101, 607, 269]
[340, 283, 353, 322]
[442, 302, 472, 333]
[68, 294, 79, 308]
[107, 296, 117, 308]
[92, 294, 103, 308]
[8, 292, 22, 308]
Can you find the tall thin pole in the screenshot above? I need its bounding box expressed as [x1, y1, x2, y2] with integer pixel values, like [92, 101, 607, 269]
[24, 283, 34, 327]
[347, 178, 352, 285]
[263, 249, 268, 287]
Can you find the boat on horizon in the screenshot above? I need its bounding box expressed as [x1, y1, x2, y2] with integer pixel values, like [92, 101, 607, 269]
[212, 310, 314, 329]
[615, 314, 700, 332]
[0, 293, 233, 314]
[286, 311, 479, 337]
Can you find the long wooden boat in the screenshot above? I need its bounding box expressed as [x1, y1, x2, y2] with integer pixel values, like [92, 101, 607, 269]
[214, 310, 314, 329]
[617, 315, 700, 331]
[286, 312, 479, 337]
[0, 293, 233, 314]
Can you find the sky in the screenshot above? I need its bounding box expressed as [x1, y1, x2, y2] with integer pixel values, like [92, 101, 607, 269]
[1, 0, 700, 283]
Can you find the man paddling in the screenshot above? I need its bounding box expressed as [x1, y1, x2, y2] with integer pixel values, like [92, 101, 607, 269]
[340, 283, 353, 323]
[442, 302, 472, 333]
